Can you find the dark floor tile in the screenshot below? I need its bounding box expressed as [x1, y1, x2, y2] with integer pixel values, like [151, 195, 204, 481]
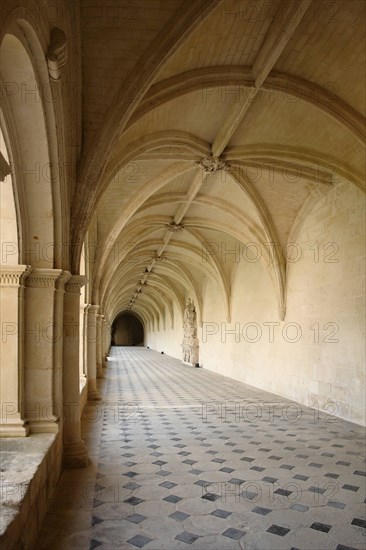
[290, 503, 309, 512]
[351, 518, 366, 528]
[202, 493, 220, 501]
[266, 524, 290, 536]
[124, 496, 144, 506]
[262, 476, 278, 483]
[159, 481, 177, 489]
[251, 506, 272, 516]
[175, 531, 199, 544]
[127, 534, 153, 548]
[169, 511, 190, 521]
[126, 513, 146, 524]
[211, 509, 232, 519]
[228, 478, 245, 485]
[163, 494, 182, 503]
[280, 464, 294, 470]
[310, 522, 331, 533]
[308, 486, 326, 494]
[220, 467, 235, 473]
[327, 500, 346, 509]
[221, 528, 246, 540]
[342, 484, 359, 492]
[274, 488, 292, 496]
[195, 480, 210, 487]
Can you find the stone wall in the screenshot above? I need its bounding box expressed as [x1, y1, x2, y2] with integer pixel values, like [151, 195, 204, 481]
[145, 181, 366, 425]
[0, 432, 62, 550]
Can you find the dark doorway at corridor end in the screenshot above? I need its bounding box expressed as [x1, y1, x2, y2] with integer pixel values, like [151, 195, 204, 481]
[111, 313, 144, 346]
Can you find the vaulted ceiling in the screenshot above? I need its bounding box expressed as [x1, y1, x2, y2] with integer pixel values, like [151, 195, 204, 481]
[73, 0, 365, 326]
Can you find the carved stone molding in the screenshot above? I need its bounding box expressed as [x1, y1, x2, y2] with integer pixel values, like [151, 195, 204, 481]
[0, 265, 30, 287]
[152, 253, 167, 262]
[196, 157, 228, 174]
[278, 305, 286, 321]
[65, 275, 88, 294]
[166, 222, 185, 232]
[55, 270, 72, 291]
[47, 27, 67, 80]
[87, 304, 99, 316]
[26, 268, 64, 289]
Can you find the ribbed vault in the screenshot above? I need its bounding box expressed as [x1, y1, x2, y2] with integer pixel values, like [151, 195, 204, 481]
[75, 0, 365, 331]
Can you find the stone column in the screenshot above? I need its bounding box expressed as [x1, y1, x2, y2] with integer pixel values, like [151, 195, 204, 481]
[54, 271, 71, 422]
[102, 318, 109, 365]
[0, 265, 30, 436]
[96, 314, 104, 378]
[86, 305, 101, 400]
[79, 303, 88, 387]
[105, 320, 111, 356]
[62, 275, 88, 468]
[25, 268, 63, 433]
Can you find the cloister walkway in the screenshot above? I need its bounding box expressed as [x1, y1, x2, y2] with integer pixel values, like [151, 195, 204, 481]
[37, 347, 365, 550]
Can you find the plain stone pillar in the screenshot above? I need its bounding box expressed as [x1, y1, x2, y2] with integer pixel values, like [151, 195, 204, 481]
[79, 303, 88, 386]
[0, 265, 30, 436]
[102, 318, 109, 363]
[86, 305, 101, 400]
[54, 271, 71, 422]
[62, 275, 88, 468]
[96, 314, 104, 378]
[25, 268, 63, 433]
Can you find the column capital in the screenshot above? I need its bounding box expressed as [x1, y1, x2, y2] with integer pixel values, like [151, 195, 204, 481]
[25, 268, 64, 289]
[87, 304, 100, 315]
[55, 270, 72, 291]
[0, 265, 31, 287]
[65, 275, 88, 294]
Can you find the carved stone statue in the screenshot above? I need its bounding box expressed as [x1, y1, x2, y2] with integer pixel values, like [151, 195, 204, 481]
[182, 298, 199, 366]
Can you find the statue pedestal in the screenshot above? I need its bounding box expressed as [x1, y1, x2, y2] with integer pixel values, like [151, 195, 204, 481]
[182, 339, 199, 367]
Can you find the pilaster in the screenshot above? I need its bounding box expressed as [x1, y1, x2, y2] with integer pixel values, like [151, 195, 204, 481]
[62, 275, 89, 468]
[86, 305, 101, 400]
[24, 268, 64, 433]
[0, 265, 30, 436]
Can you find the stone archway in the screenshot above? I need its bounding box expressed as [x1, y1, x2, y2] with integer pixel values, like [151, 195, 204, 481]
[112, 312, 144, 346]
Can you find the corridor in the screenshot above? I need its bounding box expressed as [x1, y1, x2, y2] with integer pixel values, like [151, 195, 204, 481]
[36, 348, 365, 550]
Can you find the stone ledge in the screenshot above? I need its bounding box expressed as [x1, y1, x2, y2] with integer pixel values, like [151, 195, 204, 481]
[0, 432, 62, 550]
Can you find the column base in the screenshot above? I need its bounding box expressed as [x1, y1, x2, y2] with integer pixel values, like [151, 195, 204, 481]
[88, 388, 101, 401]
[0, 421, 29, 437]
[28, 419, 59, 433]
[96, 363, 104, 379]
[63, 439, 89, 468]
[88, 378, 101, 401]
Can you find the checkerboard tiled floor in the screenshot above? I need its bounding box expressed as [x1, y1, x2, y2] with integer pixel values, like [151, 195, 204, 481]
[37, 347, 366, 550]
